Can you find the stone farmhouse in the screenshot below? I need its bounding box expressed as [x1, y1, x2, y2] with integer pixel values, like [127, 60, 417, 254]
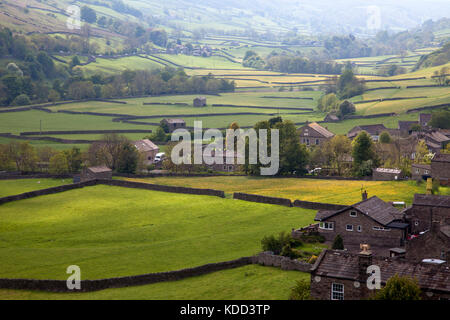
[405, 194, 450, 235]
[406, 221, 450, 263]
[315, 194, 408, 255]
[133, 139, 160, 166]
[310, 248, 450, 300]
[347, 124, 387, 141]
[298, 122, 335, 147]
[411, 163, 432, 181]
[431, 153, 450, 185]
[79, 166, 112, 182]
[193, 97, 207, 107]
[161, 119, 186, 133]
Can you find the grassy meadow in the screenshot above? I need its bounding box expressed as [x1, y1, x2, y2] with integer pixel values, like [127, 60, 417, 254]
[0, 179, 69, 198]
[124, 176, 430, 205]
[0, 184, 316, 280]
[0, 265, 308, 300]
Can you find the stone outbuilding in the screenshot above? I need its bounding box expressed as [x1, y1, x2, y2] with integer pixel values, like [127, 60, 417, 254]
[79, 166, 112, 182]
[193, 97, 207, 107]
[161, 119, 186, 133]
[431, 153, 450, 186]
[372, 168, 403, 181]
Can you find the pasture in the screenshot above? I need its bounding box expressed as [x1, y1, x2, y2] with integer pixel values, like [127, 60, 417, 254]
[0, 265, 308, 300]
[0, 184, 315, 280]
[124, 176, 430, 205]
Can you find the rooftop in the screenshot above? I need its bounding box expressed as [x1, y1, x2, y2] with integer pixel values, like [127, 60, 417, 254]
[315, 196, 403, 226]
[134, 139, 159, 152]
[88, 166, 112, 173]
[413, 194, 450, 208]
[312, 250, 450, 292]
[304, 122, 335, 138]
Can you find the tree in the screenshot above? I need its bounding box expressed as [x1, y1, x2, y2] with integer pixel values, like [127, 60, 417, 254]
[414, 140, 432, 164]
[432, 66, 449, 86]
[71, 56, 81, 68]
[336, 68, 366, 99]
[379, 131, 392, 144]
[6, 141, 38, 172]
[332, 234, 344, 250]
[49, 152, 70, 174]
[337, 100, 356, 118]
[64, 147, 83, 173]
[117, 142, 139, 174]
[352, 131, 378, 176]
[317, 93, 339, 112]
[429, 110, 450, 129]
[11, 94, 31, 106]
[81, 6, 97, 24]
[289, 280, 311, 300]
[374, 274, 421, 300]
[323, 135, 352, 176]
[68, 81, 95, 100]
[88, 134, 129, 171]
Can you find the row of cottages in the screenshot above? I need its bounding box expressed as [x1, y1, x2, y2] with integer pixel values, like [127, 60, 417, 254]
[309, 193, 450, 300]
[310, 248, 450, 300]
[298, 122, 335, 146]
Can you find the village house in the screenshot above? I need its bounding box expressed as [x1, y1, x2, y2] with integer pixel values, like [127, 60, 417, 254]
[310, 248, 450, 300]
[398, 121, 419, 136]
[419, 113, 432, 127]
[406, 221, 450, 263]
[372, 168, 403, 181]
[314, 194, 408, 255]
[78, 166, 112, 182]
[203, 149, 244, 172]
[133, 139, 160, 166]
[411, 163, 432, 181]
[323, 113, 340, 122]
[193, 97, 207, 107]
[298, 122, 335, 147]
[347, 124, 387, 141]
[431, 153, 450, 185]
[161, 119, 187, 133]
[405, 194, 450, 235]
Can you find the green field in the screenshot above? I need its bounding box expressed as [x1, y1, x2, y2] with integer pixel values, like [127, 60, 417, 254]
[0, 179, 69, 197]
[0, 265, 308, 300]
[124, 176, 430, 205]
[0, 184, 315, 280]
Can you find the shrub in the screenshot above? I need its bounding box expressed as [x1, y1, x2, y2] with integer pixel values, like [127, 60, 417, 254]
[289, 280, 311, 300]
[379, 131, 392, 144]
[432, 178, 441, 194]
[261, 231, 298, 255]
[12, 94, 31, 106]
[332, 234, 344, 250]
[374, 274, 421, 300]
[308, 255, 318, 264]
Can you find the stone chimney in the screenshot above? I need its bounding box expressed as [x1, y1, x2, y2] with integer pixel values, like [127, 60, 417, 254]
[362, 190, 368, 201]
[358, 244, 373, 281]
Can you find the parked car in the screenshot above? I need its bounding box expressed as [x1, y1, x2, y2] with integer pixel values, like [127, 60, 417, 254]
[155, 153, 166, 163]
[309, 168, 322, 175]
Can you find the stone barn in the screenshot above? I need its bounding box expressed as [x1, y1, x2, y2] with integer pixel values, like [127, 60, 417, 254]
[193, 97, 207, 107]
[80, 166, 112, 182]
[298, 122, 335, 147]
[161, 119, 186, 133]
[372, 168, 403, 181]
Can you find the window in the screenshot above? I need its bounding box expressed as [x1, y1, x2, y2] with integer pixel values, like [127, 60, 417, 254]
[228, 166, 233, 171]
[350, 211, 357, 217]
[306, 139, 310, 145]
[331, 283, 344, 300]
[357, 225, 362, 232]
[373, 226, 391, 231]
[316, 139, 320, 145]
[319, 222, 334, 230]
[441, 250, 446, 259]
[148, 156, 152, 160]
[346, 224, 353, 231]
[425, 170, 429, 174]
[223, 165, 227, 170]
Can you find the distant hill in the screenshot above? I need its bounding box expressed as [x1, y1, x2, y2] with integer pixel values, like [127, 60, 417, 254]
[415, 42, 450, 69]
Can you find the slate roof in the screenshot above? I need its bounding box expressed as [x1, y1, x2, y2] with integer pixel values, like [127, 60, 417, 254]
[134, 139, 159, 152]
[432, 153, 450, 163]
[314, 196, 403, 226]
[411, 163, 431, 170]
[88, 166, 112, 173]
[312, 250, 450, 293]
[413, 194, 450, 208]
[164, 119, 185, 124]
[301, 122, 335, 138]
[348, 124, 387, 138]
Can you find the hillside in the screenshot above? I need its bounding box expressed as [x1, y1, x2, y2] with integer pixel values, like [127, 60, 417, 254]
[415, 42, 450, 69]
